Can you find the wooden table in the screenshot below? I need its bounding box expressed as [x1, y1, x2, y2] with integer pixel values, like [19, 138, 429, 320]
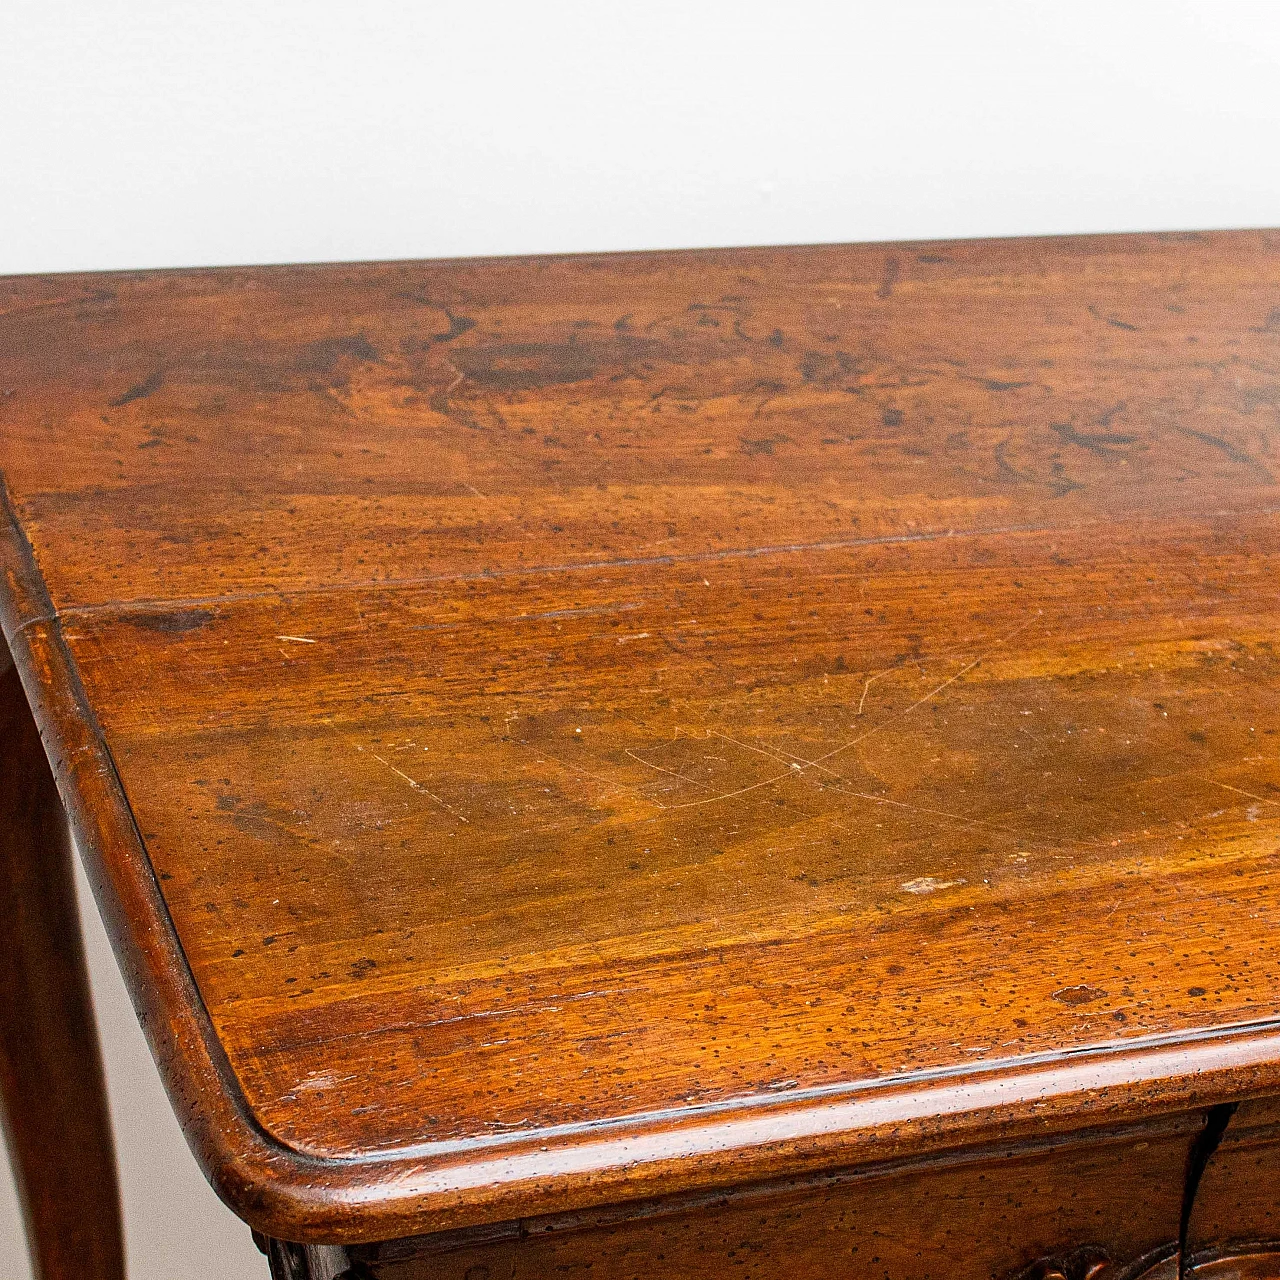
[3, 231, 1280, 1280]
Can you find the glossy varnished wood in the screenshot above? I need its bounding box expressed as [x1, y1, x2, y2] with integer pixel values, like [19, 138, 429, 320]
[0, 638, 125, 1280]
[3, 232, 1280, 1245]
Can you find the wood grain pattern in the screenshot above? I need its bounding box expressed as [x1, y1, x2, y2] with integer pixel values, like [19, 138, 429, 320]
[0, 637, 125, 1280]
[3, 231, 1280, 1242]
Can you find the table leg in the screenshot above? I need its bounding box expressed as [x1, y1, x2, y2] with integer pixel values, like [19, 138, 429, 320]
[0, 644, 126, 1280]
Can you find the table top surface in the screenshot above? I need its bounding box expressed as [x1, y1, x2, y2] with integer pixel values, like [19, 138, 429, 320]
[3, 230, 1280, 1241]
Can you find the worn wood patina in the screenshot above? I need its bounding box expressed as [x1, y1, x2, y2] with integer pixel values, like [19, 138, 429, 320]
[3, 231, 1280, 1277]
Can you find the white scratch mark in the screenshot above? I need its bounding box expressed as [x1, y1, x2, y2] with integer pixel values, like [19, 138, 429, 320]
[658, 614, 1040, 814]
[814, 615, 1038, 769]
[532, 750, 626, 796]
[857, 666, 896, 716]
[369, 751, 470, 823]
[276, 634, 317, 643]
[1205, 779, 1280, 807]
[656, 766, 796, 811]
[625, 748, 715, 792]
[711, 729, 1028, 836]
[901, 876, 967, 894]
[295, 1071, 357, 1092]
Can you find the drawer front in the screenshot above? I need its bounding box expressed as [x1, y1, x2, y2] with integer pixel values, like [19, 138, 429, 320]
[324, 1118, 1201, 1280]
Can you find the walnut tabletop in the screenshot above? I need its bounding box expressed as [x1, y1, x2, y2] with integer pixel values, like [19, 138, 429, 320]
[4, 231, 1280, 1279]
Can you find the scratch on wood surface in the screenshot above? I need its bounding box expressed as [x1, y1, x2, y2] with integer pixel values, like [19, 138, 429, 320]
[625, 748, 716, 793]
[659, 616, 1040, 814]
[813, 614, 1039, 769]
[1204, 778, 1280, 807]
[276, 634, 316, 643]
[901, 875, 967, 894]
[534, 750, 626, 798]
[657, 764, 796, 811]
[288, 987, 644, 1051]
[369, 751, 470, 823]
[707, 728, 1060, 846]
[856, 666, 896, 716]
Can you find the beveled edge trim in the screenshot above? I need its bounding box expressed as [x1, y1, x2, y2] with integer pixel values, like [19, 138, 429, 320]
[6, 471, 1280, 1244]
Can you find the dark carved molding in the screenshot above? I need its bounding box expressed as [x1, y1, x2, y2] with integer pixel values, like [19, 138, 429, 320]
[1009, 1244, 1180, 1280]
[1010, 1241, 1280, 1280]
[1010, 1244, 1130, 1280]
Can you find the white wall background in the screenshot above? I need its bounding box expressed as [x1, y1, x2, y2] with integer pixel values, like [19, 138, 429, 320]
[2, 1, 1280, 1275]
